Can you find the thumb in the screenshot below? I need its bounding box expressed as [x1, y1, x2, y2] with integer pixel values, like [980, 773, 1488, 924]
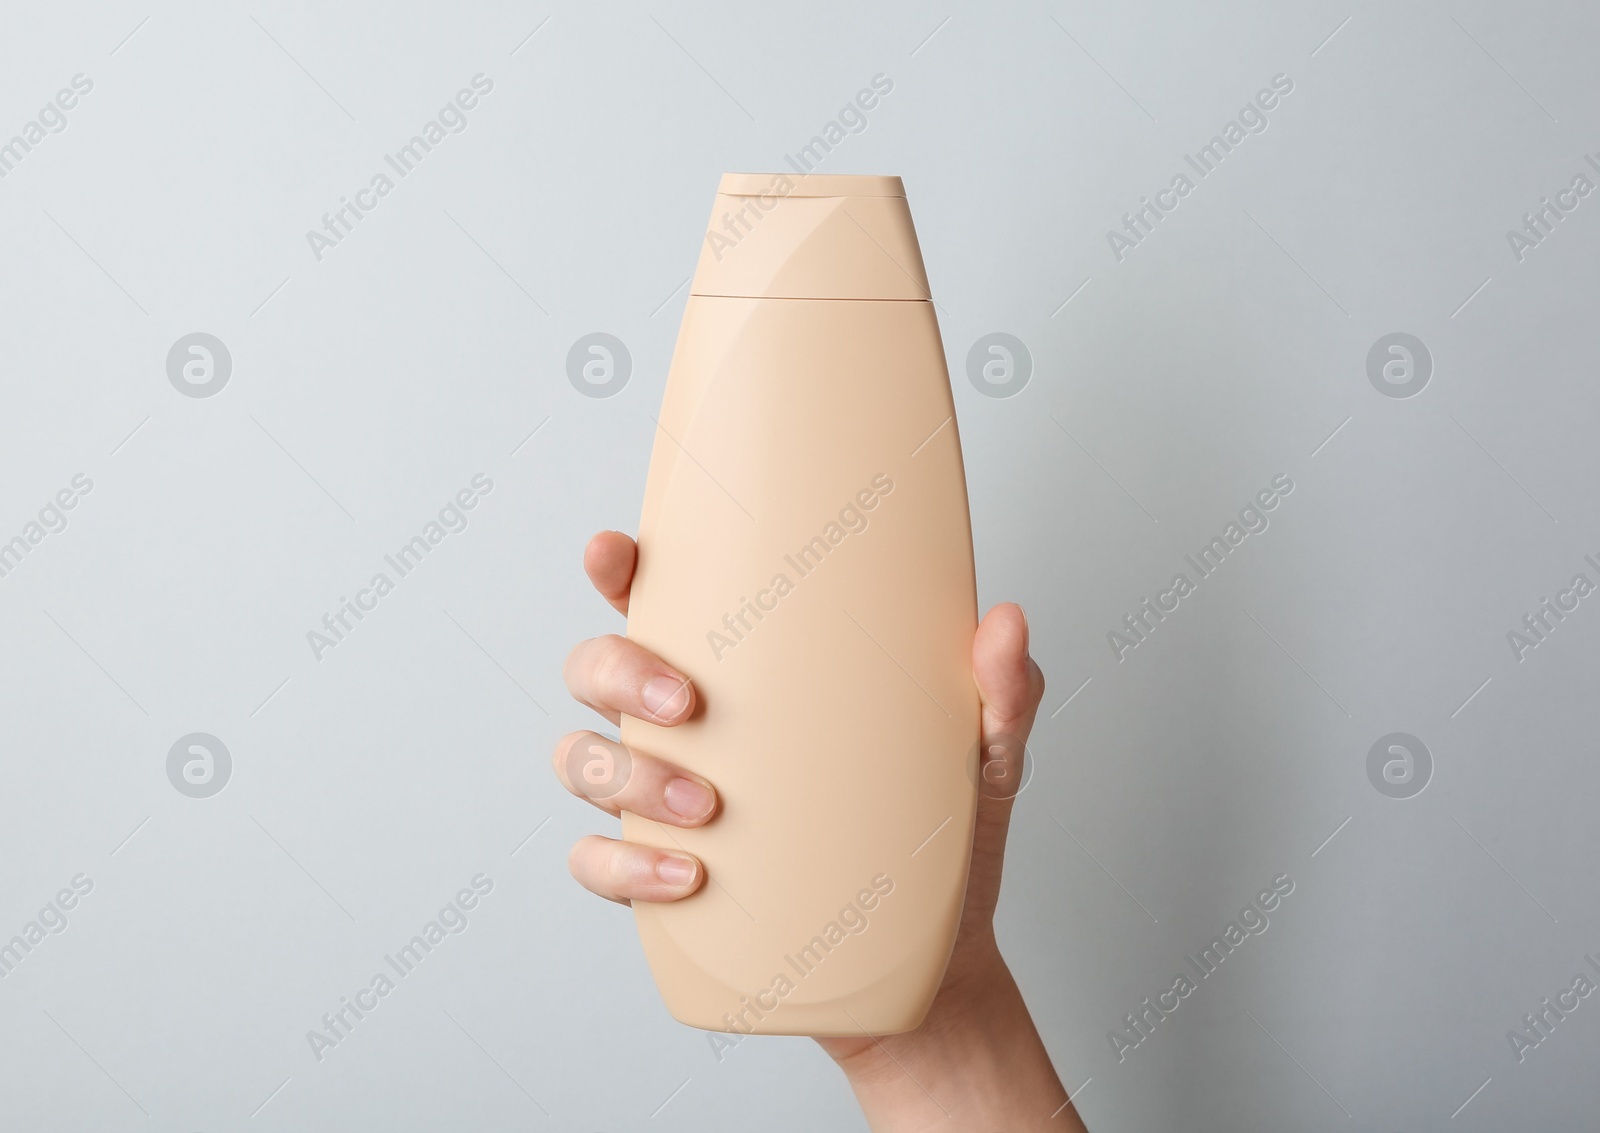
[974, 602, 1044, 742]
[967, 603, 1045, 887]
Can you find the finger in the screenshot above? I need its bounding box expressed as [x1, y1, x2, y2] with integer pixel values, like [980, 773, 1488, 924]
[973, 602, 1045, 745]
[585, 530, 637, 616]
[567, 833, 703, 905]
[563, 634, 696, 727]
[552, 731, 718, 827]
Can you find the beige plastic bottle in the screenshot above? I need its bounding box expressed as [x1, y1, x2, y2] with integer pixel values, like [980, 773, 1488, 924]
[620, 172, 980, 1037]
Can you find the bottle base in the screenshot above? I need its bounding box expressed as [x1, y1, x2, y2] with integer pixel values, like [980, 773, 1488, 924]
[666, 997, 932, 1038]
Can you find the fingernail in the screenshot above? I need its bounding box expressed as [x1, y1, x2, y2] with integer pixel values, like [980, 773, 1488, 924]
[664, 777, 715, 820]
[642, 675, 691, 721]
[656, 855, 698, 887]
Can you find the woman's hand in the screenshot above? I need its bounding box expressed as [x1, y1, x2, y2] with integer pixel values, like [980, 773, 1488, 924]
[554, 530, 715, 906]
[556, 530, 1086, 1131]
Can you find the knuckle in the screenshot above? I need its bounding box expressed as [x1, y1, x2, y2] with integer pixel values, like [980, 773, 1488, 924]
[591, 634, 634, 686]
[604, 841, 636, 889]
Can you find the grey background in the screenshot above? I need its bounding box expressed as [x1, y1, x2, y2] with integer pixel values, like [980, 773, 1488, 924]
[1, 1, 1596, 1129]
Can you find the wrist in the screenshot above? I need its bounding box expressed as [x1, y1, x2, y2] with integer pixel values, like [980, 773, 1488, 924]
[827, 946, 1080, 1132]
[828, 938, 1005, 1077]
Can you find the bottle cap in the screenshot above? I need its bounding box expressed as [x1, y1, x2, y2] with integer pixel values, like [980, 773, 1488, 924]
[689, 173, 931, 301]
[714, 172, 905, 197]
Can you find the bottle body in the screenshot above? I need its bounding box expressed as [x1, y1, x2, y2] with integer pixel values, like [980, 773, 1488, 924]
[621, 175, 979, 1036]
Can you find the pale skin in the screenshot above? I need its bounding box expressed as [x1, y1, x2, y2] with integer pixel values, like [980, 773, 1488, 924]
[556, 530, 1089, 1132]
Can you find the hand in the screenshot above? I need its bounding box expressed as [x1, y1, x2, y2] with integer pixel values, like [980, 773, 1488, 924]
[555, 530, 713, 907]
[556, 530, 1086, 1131]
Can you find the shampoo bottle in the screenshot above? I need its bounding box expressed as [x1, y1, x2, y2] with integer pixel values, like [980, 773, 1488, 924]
[620, 173, 980, 1036]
